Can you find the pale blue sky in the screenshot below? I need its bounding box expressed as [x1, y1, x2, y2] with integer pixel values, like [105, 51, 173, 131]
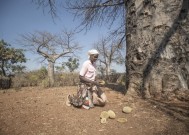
[0, 0, 125, 73]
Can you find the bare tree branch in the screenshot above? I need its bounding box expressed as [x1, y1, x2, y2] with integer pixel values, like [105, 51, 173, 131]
[66, 0, 125, 31]
[32, 0, 57, 19]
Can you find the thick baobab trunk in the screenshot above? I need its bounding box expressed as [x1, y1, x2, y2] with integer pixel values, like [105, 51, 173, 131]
[126, 0, 189, 100]
[48, 60, 55, 87]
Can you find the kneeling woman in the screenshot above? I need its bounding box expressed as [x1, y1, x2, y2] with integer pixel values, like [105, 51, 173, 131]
[79, 49, 107, 107]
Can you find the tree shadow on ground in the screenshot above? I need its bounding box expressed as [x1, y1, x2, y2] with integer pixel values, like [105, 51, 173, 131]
[153, 120, 189, 135]
[148, 99, 189, 134]
[105, 83, 125, 94]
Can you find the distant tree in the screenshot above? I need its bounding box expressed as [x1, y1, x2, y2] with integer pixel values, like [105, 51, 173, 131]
[94, 37, 124, 78]
[55, 66, 65, 73]
[37, 66, 48, 79]
[12, 65, 26, 74]
[97, 64, 105, 77]
[0, 40, 26, 77]
[63, 57, 79, 72]
[21, 31, 81, 86]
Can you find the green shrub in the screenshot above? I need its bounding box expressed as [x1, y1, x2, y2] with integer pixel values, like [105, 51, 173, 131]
[40, 78, 50, 88]
[54, 72, 79, 86]
[0, 76, 11, 89]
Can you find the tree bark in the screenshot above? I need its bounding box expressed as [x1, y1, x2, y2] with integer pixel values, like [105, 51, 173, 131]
[1, 61, 6, 76]
[126, 0, 189, 99]
[105, 62, 111, 81]
[48, 60, 55, 87]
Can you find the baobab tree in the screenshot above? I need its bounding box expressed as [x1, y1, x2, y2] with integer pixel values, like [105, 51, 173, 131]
[125, 0, 189, 98]
[21, 31, 81, 86]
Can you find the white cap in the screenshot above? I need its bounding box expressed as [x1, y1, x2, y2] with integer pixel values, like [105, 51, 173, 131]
[88, 49, 99, 56]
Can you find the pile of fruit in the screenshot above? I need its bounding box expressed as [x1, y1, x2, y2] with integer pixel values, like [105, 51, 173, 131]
[100, 106, 132, 124]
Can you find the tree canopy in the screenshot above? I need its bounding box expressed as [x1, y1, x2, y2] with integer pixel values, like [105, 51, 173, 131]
[0, 40, 26, 76]
[63, 57, 79, 72]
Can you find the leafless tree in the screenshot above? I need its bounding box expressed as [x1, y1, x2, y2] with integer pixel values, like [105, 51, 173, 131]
[94, 37, 124, 80]
[21, 30, 81, 86]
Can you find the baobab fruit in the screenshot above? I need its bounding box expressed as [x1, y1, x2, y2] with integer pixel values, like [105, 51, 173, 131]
[123, 106, 132, 113]
[100, 111, 109, 119]
[100, 118, 107, 124]
[117, 118, 127, 123]
[108, 110, 116, 119]
[99, 80, 105, 85]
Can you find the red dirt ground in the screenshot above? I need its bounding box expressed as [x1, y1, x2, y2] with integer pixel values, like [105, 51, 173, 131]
[0, 86, 189, 135]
